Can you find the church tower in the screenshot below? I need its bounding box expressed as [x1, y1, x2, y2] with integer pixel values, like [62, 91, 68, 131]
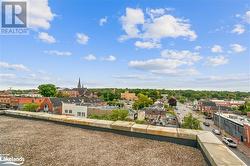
[77, 78, 81, 89]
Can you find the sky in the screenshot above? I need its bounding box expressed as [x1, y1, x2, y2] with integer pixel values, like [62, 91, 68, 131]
[0, 0, 250, 91]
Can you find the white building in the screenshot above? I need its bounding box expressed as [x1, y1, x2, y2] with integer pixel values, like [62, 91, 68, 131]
[62, 103, 87, 118]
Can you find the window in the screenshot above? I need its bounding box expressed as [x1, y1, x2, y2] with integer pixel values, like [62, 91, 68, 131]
[82, 112, 85, 117]
[69, 110, 72, 113]
[77, 112, 81, 116]
[65, 110, 68, 113]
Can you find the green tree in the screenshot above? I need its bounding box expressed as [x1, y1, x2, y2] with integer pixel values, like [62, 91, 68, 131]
[38, 84, 57, 97]
[110, 109, 128, 121]
[88, 109, 128, 121]
[238, 101, 250, 115]
[132, 93, 153, 110]
[56, 91, 70, 98]
[23, 103, 39, 112]
[181, 113, 202, 130]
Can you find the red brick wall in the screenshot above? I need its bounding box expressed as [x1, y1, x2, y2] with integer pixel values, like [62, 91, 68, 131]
[38, 98, 53, 112]
[244, 124, 250, 148]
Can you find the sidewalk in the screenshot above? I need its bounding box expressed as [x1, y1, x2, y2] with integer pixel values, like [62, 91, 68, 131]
[237, 142, 250, 158]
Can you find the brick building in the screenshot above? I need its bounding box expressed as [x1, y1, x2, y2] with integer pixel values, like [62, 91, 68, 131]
[214, 113, 250, 147]
[0, 95, 18, 109]
[197, 100, 231, 116]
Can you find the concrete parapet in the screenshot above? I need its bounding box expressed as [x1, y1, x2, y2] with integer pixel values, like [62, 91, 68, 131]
[2, 110, 246, 166]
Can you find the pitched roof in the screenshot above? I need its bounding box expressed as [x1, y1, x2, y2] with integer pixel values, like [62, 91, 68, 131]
[18, 97, 45, 105]
[49, 97, 103, 106]
[49, 98, 62, 107]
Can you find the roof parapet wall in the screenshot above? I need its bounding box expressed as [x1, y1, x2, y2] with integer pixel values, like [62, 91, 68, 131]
[1, 110, 247, 166]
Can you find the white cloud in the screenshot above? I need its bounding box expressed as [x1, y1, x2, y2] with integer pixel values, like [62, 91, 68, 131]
[211, 45, 223, 53]
[206, 56, 228, 66]
[194, 46, 202, 51]
[134, 41, 161, 49]
[129, 49, 202, 76]
[230, 44, 246, 53]
[0, 61, 30, 71]
[0, 73, 16, 79]
[76, 33, 89, 45]
[244, 10, 250, 24]
[146, 8, 166, 19]
[99, 17, 108, 26]
[231, 24, 245, 34]
[128, 58, 199, 76]
[44, 50, 72, 56]
[83, 54, 97, 61]
[120, 8, 145, 40]
[151, 68, 199, 76]
[27, 0, 55, 29]
[38, 32, 56, 43]
[161, 49, 202, 64]
[143, 15, 197, 41]
[119, 7, 197, 43]
[113, 74, 160, 80]
[197, 74, 250, 82]
[129, 58, 187, 70]
[102, 55, 116, 61]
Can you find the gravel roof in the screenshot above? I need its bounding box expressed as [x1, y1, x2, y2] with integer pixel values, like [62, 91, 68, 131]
[0, 116, 207, 166]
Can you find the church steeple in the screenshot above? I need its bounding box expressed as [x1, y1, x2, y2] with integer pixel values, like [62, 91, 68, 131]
[77, 78, 81, 88]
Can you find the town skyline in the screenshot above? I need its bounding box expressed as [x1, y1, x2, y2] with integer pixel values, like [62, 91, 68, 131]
[0, 0, 250, 91]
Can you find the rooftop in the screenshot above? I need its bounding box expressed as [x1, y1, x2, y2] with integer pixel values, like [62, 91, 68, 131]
[0, 116, 206, 166]
[214, 112, 250, 126]
[0, 110, 246, 166]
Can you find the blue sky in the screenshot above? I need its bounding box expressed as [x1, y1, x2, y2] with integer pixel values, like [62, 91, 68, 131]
[0, 0, 250, 91]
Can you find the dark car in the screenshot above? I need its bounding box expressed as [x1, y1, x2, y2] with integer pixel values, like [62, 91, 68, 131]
[205, 116, 212, 119]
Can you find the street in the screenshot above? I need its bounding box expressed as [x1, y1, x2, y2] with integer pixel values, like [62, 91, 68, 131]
[175, 102, 250, 165]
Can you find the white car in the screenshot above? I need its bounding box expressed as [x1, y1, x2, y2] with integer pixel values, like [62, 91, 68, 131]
[222, 137, 237, 148]
[212, 129, 221, 135]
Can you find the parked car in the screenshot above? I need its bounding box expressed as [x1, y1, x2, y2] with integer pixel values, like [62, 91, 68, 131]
[205, 116, 212, 119]
[212, 129, 221, 135]
[203, 121, 210, 127]
[222, 137, 237, 148]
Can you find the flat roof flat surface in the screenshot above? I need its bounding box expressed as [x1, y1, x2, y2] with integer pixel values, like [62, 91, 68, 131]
[0, 116, 207, 166]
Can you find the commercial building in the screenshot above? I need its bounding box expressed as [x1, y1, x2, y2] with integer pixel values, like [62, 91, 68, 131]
[214, 113, 250, 147]
[211, 99, 245, 107]
[197, 100, 231, 116]
[62, 102, 87, 118]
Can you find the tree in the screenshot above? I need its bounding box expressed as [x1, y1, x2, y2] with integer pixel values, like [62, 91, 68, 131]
[132, 93, 153, 110]
[110, 109, 128, 121]
[182, 113, 202, 130]
[56, 91, 70, 98]
[238, 101, 250, 115]
[88, 109, 128, 121]
[23, 103, 39, 112]
[38, 84, 57, 97]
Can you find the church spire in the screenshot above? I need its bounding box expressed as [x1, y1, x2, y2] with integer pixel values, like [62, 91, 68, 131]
[77, 78, 81, 88]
